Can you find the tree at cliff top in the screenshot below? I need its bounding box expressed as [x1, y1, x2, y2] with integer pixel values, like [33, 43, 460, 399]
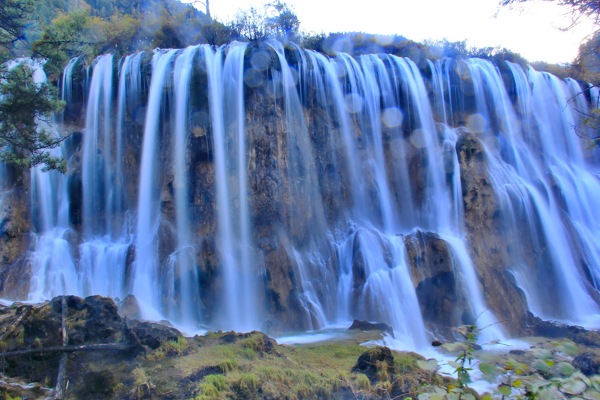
[1, 0, 66, 172]
[231, 0, 300, 42]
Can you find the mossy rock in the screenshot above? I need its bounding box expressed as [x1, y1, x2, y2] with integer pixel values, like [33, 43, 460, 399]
[352, 346, 395, 382]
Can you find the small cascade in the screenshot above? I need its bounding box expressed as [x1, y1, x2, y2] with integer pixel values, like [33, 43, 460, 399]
[455, 58, 600, 324]
[268, 42, 328, 238]
[115, 52, 144, 223]
[204, 43, 261, 331]
[59, 57, 80, 123]
[281, 51, 502, 346]
[168, 45, 202, 326]
[333, 227, 429, 349]
[82, 54, 114, 236]
[27, 59, 76, 302]
[507, 63, 600, 323]
[133, 48, 180, 321]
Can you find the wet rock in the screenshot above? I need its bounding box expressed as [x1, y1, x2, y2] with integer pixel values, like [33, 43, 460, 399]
[348, 319, 394, 337]
[572, 352, 600, 376]
[352, 346, 395, 382]
[404, 230, 459, 335]
[456, 131, 529, 335]
[118, 294, 142, 321]
[127, 320, 182, 350]
[525, 312, 600, 348]
[0, 295, 143, 385]
[219, 331, 276, 355]
[0, 180, 32, 299]
[525, 312, 600, 347]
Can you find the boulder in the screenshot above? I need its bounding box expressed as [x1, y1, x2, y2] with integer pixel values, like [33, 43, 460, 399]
[572, 352, 600, 376]
[456, 131, 529, 334]
[118, 294, 142, 321]
[352, 346, 395, 382]
[348, 319, 394, 337]
[219, 331, 276, 356]
[525, 312, 600, 347]
[404, 230, 460, 335]
[127, 320, 182, 350]
[0, 295, 144, 385]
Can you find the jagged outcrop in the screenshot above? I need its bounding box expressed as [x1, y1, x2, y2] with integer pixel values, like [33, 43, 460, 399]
[404, 230, 463, 336]
[456, 131, 529, 334]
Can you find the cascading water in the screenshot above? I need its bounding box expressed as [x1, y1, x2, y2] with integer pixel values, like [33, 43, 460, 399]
[168, 45, 202, 326]
[26, 58, 78, 302]
[11, 43, 600, 345]
[449, 58, 600, 325]
[133, 49, 180, 321]
[203, 42, 262, 331]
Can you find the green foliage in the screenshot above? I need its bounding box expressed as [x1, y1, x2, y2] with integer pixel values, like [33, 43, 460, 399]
[218, 358, 238, 373]
[395, 353, 420, 374]
[0, 0, 34, 60]
[353, 373, 371, 390]
[452, 324, 478, 388]
[148, 336, 189, 360]
[132, 367, 149, 386]
[32, 9, 91, 79]
[200, 20, 235, 46]
[203, 374, 227, 391]
[196, 374, 228, 399]
[0, 63, 66, 171]
[234, 373, 260, 396]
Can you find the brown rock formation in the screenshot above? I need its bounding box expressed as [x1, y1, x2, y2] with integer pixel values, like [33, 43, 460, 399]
[404, 230, 462, 335]
[456, 130, 528, 334]
[0, 166, 32, 299]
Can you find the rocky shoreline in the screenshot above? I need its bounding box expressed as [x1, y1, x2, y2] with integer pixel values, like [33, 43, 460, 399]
[1, 295, 600, 399]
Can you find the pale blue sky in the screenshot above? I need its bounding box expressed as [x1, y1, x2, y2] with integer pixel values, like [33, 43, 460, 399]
[203, 0, 595, 63]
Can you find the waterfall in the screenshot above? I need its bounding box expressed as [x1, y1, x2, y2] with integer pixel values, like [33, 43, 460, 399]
[503, 63, 600, 324]
[14, 43, 600, 343]
[133, 49, 180, 321]
[169, 45, 202, 326]
[27, 58, 78, 301]
[203, 42, 261, 331]
[82, 54, 114, 236]
[115, 52, 144, 226]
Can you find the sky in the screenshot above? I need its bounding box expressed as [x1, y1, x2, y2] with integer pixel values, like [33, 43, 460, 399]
[202, 0, 596, 64]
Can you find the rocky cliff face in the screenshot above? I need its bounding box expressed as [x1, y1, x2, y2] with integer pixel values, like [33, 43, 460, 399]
[0, 166, 32, 299]
[455, 131, 529, 333]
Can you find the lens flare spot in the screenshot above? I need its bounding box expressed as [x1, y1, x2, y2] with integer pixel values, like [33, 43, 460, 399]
[244, 68, 264, 88]
[466, 113, 487, 134]
[382, 107, 404, 128]
[250, 50, 270, 71]
[345, 93, 364, 114]
[410, 129, 427, 148]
